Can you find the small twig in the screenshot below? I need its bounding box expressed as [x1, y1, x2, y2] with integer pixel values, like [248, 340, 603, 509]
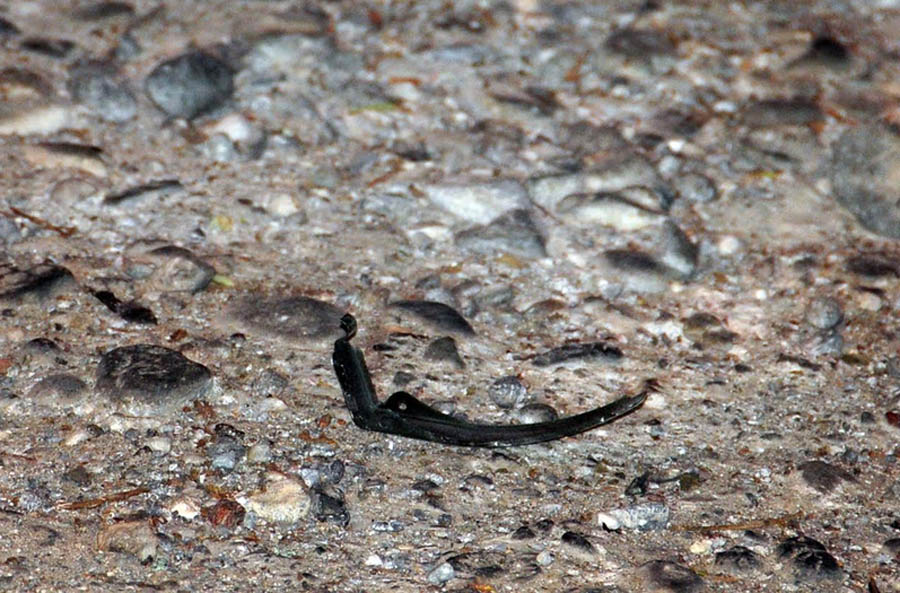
[6, 207, 76, 237]
[672, 511, 805, 533]
[56, 486, 149, 510]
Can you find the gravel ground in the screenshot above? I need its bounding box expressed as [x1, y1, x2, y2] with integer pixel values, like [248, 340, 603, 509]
[1, 1, 900, 591]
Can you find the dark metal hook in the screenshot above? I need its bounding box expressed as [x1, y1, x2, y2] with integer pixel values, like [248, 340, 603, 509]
[332, 313, 651, 447]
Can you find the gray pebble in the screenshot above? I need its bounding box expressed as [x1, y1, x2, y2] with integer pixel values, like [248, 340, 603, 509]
[73, 2, 134, 20]
[427, 562, 455, 585]
[799, 460, 854, 493]
[95, 344, 212, 413]
[832, 124, 900, 238]
[673, 172, 717, 203]
[251, 368, 289, 397]
[0, 264, 75, 303]
[145, 51, 234, 119]
[28, 373, 87, 401]
[309, 487, 349, 525]
[455, 209, 547, 258]
[488, 375, 531, 410]
[130, 245, 216, 293]
[229, 294, 343, 340]
[808, 330, 843, 357]
[208, 433, 246, 473]
[805, 297, 842, 330]
[68, 62, 136, 122]
[424, 336, 464, 368]
[606, 28, 676, 57]
[659, 220, 698, 279]
[62, 465, 92, 486]
[640, 560, 704, 592]
[424, 179, 529, 225]
[742, 98, 823, 127]
[514, 403, 558, 424]
[0, 215, 21, 243]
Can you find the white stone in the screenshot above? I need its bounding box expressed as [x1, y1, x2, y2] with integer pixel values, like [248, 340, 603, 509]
[423, 179, 527, 224]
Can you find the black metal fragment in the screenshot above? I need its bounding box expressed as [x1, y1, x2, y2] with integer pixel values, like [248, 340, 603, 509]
[332, 313, 650, 447]
[104, 179, 183, 205]
[93, 290, 157, 324]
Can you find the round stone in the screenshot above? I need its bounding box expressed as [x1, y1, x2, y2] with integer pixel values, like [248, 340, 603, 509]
[95, 344, 212, 414]
[145, 51, 234, 119]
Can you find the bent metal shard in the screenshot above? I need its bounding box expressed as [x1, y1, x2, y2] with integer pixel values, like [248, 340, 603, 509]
[332, 313, 653, 447]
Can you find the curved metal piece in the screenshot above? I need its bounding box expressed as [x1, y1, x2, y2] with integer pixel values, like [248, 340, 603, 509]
[332, 313, 651, 447]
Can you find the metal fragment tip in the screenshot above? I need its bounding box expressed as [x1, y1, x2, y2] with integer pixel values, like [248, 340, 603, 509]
[339, 313, 357, 339]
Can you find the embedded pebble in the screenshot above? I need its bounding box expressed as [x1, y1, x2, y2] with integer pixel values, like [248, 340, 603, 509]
[127, 245, 216, 293]
[62, 465, 91, 486]
[742, 98, 823, 127]
[714, 545, 761, 571]
[68, 62, 136, 123]
[28, 374, 88, 402]
[423, 179, 528, 225]
[424, 336, 464, 368]
[390, 300, 475, 335]
[309, 487, 349, 525]
[640, 560, 704, 593]
[561, 531, 594, 554]
[799, 460, 854, 493]
[96, 520, 159, 563]
[104, 179, 183, 205]
[0, 16, 19, 36]
[513, 403, 558, 424]
[0, 264, 75, 303]
[832, 124, 900, 238]
[251, 369, 289, 398]
[73, 1, 134, 20]
[0, 104, 73, 135]
[95, 344, 212, 414]
[246, 440, 272, 464]
[204, 499, 246, 528]
[241, 472, 309, 524]
[146, 436, 172, 455]
[145, 51, 234, 119]
[776, 535, 840, 580]
[23, 142, 107, 178]
[0, 216, 20, 243]
[207, 430, 246, 473]
[805, 297, 843, 330]
[557, 186, 667, 231]
[672, 172, 717, 203]
[455, 208, 546, 258]
[427, 562, 455, 585]
[659, 220, 698, 279]
[606, 28, 676, 57]
[488, 375, 531, 410]
[50, 177, 99, 205]
[597, 503, 669, 531]
[21, 38, 75, 59]
[229, 294, 343, 340]
[528, 155, 658, 210]
[533, 341, 622, 367]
